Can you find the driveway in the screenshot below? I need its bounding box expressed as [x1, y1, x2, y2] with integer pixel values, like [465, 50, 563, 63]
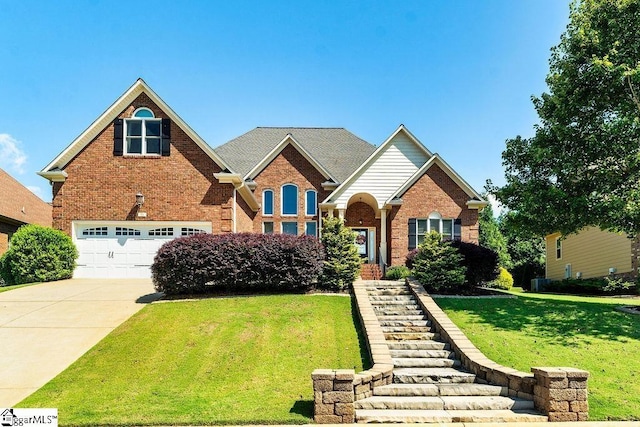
[0, 278, 161, 407]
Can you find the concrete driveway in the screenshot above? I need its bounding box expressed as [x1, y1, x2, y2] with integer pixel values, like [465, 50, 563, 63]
[0, 278, 161, 407]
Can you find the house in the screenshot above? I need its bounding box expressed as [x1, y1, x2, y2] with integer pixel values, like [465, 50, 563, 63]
[38, 79, 487, 278]
[546, 228, 639, 281]
[0, 168, 52, 254]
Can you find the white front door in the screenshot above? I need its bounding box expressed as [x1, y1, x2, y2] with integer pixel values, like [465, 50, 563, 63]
[73, 221, 211, 279]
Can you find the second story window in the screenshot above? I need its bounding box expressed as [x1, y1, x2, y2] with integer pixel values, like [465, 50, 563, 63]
[282, 184, 298, 216]
[305, 190, 317, 216]
[125, 108, 162, 155]
[263, 190, 274, 216]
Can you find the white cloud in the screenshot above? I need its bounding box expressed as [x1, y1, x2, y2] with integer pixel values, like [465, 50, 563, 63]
[486, 193, 506, 218]
[0, 133, 27, 174]
[26, 185, 44, 199]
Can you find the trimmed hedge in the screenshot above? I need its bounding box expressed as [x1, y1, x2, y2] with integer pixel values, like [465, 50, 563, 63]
[385, 265, 411, 280]
[151, 233, 324, 295]
[1, 224, 78, 285]
[487, 267, 514, 290]
[542, 277, 638, 296]
[451, 240, 499, 287]
[412, 232, 466, 293]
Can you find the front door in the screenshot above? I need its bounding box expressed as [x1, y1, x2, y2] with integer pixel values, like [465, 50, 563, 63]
[352, 228, 376, 263]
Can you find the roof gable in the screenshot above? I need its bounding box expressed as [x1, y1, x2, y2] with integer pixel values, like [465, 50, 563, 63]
[0, 168, 52, 226]
[323, 125, 433, 207]
[214, 127, 376, 183]
[39, 79, 231, 176]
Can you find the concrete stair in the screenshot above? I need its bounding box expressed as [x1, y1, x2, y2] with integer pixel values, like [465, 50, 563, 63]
[355, 280, 547, 423]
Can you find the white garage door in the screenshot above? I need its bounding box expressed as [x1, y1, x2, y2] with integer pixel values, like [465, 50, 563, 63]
[73, 221, 212, 279]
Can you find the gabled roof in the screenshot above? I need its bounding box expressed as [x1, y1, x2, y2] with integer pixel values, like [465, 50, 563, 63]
[39, 79, 232, 177]
[214, 127, 376, 183]
[386, 154, 487, 207]
[322, 124, 432, 204]
[0, 168, 51, 227]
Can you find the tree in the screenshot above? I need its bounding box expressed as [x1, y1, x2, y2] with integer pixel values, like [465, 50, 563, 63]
[490, 0, 640, 237]
[320, 217, 362, 290]
[499, 212, 546, 289]
[412, 232, 466, 293]
[478, 202, 512, 268]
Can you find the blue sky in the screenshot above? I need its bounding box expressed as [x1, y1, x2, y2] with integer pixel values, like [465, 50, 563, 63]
[0, 1, 570, 204]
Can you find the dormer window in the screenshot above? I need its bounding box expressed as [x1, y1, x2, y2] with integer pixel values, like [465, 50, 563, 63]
[125, 108, 161, 155]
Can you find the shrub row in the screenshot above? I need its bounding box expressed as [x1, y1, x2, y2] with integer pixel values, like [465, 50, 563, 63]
[542, 277, 638, 295]
[152, 233, 324, 295]
[0, 224, 77, 285]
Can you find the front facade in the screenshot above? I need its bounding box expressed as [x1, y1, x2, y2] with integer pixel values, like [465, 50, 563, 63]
[39, 79, 487, 278]
[546, 228, 640, 281]
[0, 168, 52, 254]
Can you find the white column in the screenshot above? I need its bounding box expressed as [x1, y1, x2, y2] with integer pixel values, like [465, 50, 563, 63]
[338, 209, 345, 220]
[379, 208, 388, 267]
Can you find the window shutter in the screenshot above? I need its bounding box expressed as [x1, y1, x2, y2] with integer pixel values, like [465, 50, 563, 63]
[408, 218, 417, 250]
[113, 119, 123, 156]
[454, 218, 462, 241]
[161, 118, 171, 156]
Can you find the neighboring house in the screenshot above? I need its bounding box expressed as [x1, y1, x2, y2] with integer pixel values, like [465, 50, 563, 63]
[0, 168, 52, 254]
[545, 228, 639, 281]
[38, 79, 487, 279]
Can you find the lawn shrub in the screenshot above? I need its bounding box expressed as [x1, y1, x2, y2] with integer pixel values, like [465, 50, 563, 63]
[405, 248, 418, 269]
[152, 233, 324, 295]
[412, 232, 466, 293]
[451, 240, 499, 287]
[385, 265, 411, 280]
[1, 224, 77, 285]
[487, 267, 514, 290]
[543, 276, 638, 296]
[319, 217, 362, 291]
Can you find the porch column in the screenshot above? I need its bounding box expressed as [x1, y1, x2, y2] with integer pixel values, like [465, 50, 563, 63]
[379, 208, 388, 268]
[338, 209, 345, 220]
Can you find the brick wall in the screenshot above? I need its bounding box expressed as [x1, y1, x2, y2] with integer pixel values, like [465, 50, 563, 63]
[237, 144, 330, 234]
[389, 164, 479, 266]
[51, 93, 234, 235]
[0, 221, 19, 254]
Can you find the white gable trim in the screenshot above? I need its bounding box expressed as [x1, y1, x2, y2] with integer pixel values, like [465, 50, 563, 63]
[38, 78, 232, 178]
[385, 154, 487, 208]
[322, 124, 431, 204]
[245, 133, 337, 182]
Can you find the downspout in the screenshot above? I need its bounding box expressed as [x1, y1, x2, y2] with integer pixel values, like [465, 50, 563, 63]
[233, 188, 237, 233]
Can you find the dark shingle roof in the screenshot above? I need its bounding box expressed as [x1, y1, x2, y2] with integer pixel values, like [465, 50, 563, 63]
[214, 127, 376, 183]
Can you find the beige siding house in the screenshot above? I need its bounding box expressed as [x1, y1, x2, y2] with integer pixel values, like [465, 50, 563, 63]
[545, 227, 638, 280]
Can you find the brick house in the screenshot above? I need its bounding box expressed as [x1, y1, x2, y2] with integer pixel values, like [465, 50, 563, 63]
[0, 168, 52, 254]
[39, 79, 486, 278]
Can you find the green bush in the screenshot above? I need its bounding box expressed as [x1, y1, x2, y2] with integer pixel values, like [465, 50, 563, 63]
[543, 276, 638, 295]
[319, 217, 362, 291]
[487, 267, 514, 290]
[385, 265, 411, 280]
[1, 225, 78, 285]
[412, 231, 466, 293]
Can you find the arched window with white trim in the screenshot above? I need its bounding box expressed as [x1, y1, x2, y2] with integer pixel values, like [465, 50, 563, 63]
[281, 184, 298, 216]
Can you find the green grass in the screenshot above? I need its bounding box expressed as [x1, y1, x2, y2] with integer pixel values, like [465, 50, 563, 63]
[20, 294, 368, 426]
[0, 283, 37, 293]
[434, 291, 640, 421]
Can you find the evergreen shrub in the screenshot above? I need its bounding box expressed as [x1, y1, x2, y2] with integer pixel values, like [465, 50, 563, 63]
[411, 232, 466, 293]
[319, 217, 362, 291]
[385, 265, 411, 280]
[487, 267, 514, 290]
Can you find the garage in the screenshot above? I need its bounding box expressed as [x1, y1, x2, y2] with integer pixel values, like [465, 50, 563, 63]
[73, 221, 212, 279]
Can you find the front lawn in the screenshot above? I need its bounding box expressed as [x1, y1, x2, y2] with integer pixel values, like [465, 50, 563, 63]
[435, 291, 640, 421]
[0, 283, 36, 293]
[20, 294, 368, 426]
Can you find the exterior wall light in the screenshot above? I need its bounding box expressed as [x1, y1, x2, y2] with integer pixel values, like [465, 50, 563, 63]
[136, 192, 144, 207]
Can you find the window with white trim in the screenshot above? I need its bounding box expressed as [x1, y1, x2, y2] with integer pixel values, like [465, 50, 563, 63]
[305, 221, 317, 237]
[82, 227, 108, 236]
[125, 108, 162, 155]
[115, 227, 141, 236]
[305, 190, 317, 216]
[408, 214, 461, 250]
[181, 227, 206, 236]
[282, 222, 298, 235]
[282, 184, 298, 216]
[149, 227, 174, 236]
[263, 222, 274, 234]
[263, 189, 274, 216]
[555, 237, 562, 260]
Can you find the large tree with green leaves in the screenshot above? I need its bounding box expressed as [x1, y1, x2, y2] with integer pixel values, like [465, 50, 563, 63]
[490, 0, 640, 237]
[478, 203, 512, 268]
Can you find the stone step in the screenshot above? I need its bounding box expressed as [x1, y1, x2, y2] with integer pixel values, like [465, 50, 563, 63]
[367, 289, 412, 296]
[373, 304, 419, 311]
[384, 332, 438, 341]
[382, 325, 433, 333]
[393, 358, 460, 368]
[387, 340, 450, 351]
[390, 349, 454, 359]
[368, 295, 415, 302]
[373, 383, 507, 397]
[375, 314, 426, 321]
[393, 368, 476, 384]
[354, 396, 534, 411]
[355, 409, 548, 423]
[370, 299, 417, 306]
[365, 284, 409, 290]
[375, 309, 424, 316]
[379, 319, 430, 327]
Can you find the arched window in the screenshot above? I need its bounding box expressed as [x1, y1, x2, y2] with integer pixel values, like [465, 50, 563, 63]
[263, 189, 274, 216]
[305, 190, 317, 216]
[281, 184, 298, 216]
[125, 108, 162, 155]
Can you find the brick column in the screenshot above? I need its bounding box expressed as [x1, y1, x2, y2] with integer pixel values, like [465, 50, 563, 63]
[312, 369, 355, 424]
[532, 367, 589, 421]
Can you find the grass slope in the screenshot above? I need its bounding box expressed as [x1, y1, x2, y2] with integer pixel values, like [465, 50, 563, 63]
[20, 294, 368, 426]
[435, 292, 640, 421]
